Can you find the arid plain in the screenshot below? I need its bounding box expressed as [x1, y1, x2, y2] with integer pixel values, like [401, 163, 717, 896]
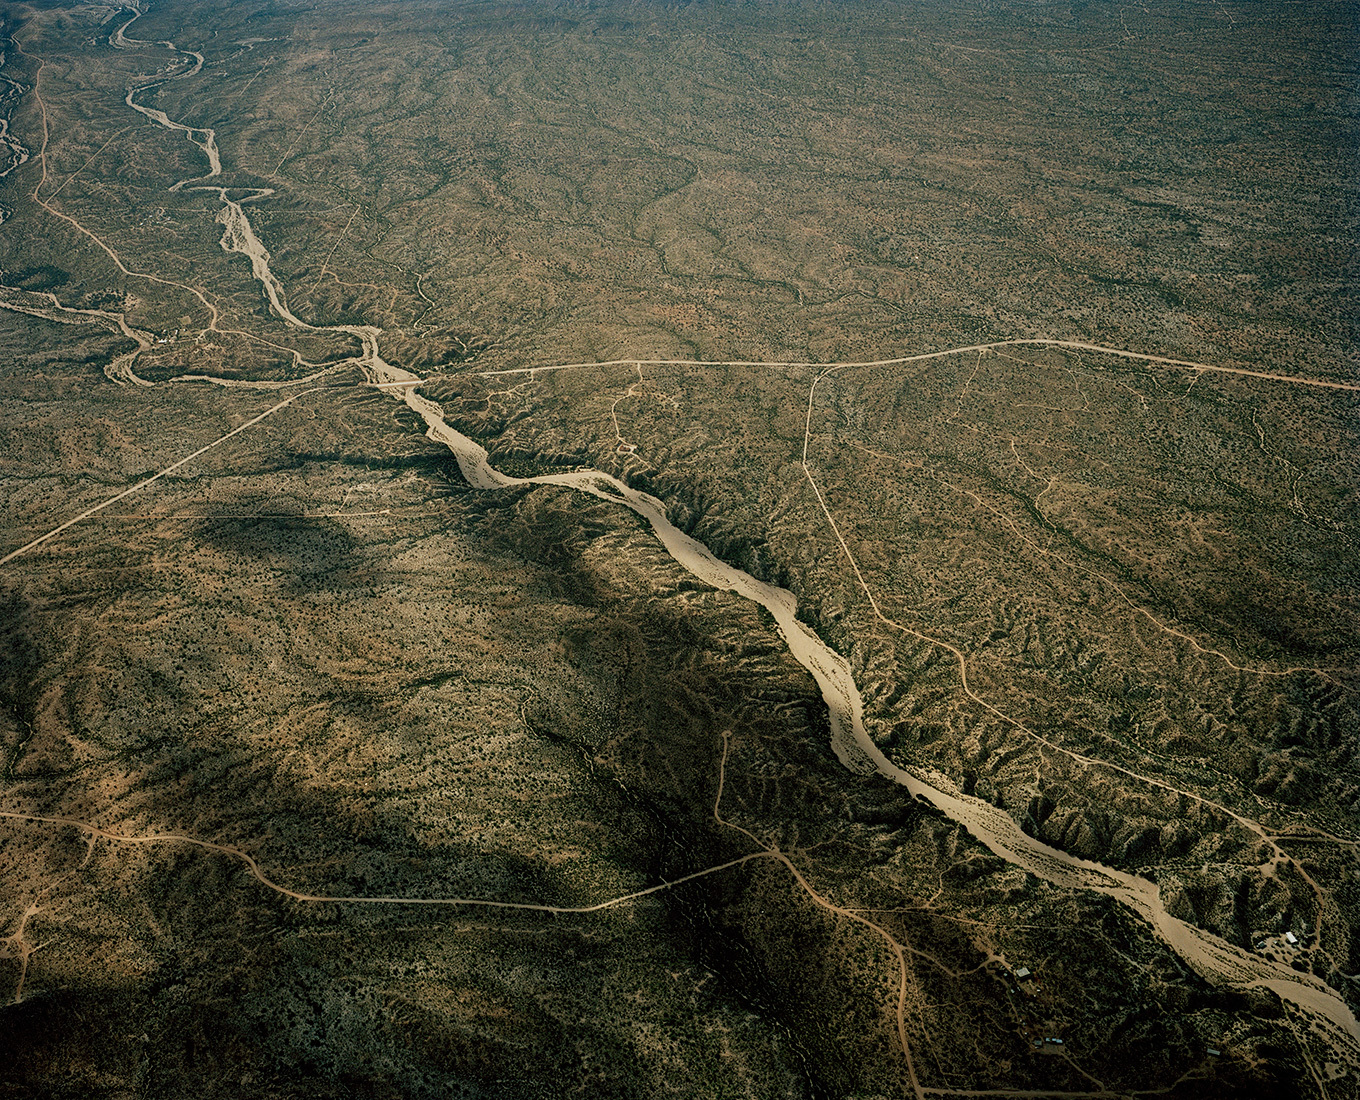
[1, 1, 1357, 1097]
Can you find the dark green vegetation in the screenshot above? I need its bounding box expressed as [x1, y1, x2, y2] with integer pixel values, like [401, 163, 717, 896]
[1, 0, 1356, 1097]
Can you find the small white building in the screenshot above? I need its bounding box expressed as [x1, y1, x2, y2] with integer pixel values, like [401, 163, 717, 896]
[1285, 931, 1299, 946]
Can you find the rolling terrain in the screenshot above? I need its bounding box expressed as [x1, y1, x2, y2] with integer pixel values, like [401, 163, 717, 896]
[1, 1, 1357, 1097]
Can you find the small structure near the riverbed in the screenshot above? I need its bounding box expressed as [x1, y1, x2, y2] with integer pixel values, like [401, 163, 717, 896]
[1014, 967, 1032, 981]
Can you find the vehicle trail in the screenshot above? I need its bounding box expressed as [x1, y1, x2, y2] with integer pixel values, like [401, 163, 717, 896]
[42, 124, 131, 198]
[0, 809, 772, 915]
[0, 898, 46, 1005]
[0, 737, 934, 1096]
[7, 25, 222, 382]
[712, 730, 924, 1099]
[307, 201, 361, 295]
[274, 87, 334, 173]
[477, 343, 1360, 393]
[0, 388, 318, 567]
[798, 357, 1341, 893]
